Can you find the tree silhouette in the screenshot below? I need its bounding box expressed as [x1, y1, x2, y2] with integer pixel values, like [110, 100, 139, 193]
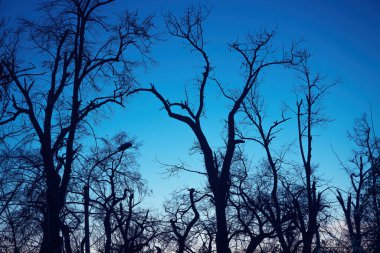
[337, 115, 380, 253]
[292, 62, 336, 253]
[0, 0, 153, 252]
[336, 156, 367, 253]
[238, 85, 297, 253]
[163, 188, 211, 253]
[135, 6, 305, 253]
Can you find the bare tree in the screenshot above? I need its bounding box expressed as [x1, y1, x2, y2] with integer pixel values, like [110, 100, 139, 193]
[163, 188, 210, 253]
[73, 132, 158, 253]
[238, 87, 297, 253]
[134, 7, 304, 253]
[336, 156, 367, 253]
[0, 146, 46, 253]
[0, 0, 154, 252]
[237, 59, 336, 253]
[292, 62, 336, 253]
[354, 116, 380, 253]
[229, 152, 276, 253]
[337, 115, 380, 253]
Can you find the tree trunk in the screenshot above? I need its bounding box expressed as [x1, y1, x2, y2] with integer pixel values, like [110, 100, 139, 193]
[40, 172, 64, 253]
[104, 211, 112, 253]
[61, 224, 73, 253]
[214, 191, 231, 253]
[302, 237, 312, 253]
[245, 236, 264, 253]
[84, 185, 90, 253]
[351, 236, 365, 253]
[39, 201, 64, 253]
[178, 237, 185, 253]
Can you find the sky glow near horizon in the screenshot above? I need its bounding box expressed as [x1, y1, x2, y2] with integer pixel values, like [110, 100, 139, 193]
[2, 0, 380, 208]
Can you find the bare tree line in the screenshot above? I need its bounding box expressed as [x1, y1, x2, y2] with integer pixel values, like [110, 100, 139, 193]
[0, 1, 379, 253]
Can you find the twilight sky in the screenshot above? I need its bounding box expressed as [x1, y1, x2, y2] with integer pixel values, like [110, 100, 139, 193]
[2, 0, 380, 207]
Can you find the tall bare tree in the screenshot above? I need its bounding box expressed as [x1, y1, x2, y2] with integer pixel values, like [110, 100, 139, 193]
[0, 1, 154, 252]
[135, 7, 305, 253]
[292, 62, 336, 253]
[238, 59, 336, 253]
[238, 87, 297, 253]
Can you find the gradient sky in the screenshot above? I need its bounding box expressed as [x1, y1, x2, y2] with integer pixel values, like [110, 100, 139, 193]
[2, 0, 380, 208]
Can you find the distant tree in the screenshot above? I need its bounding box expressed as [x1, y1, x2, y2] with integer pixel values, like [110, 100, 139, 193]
[238, 60, 336, 253]
[0, 147, 45, 253]
[0, 0, 154, 252]
[291, 62, 336, 253]
[74, 133, 158, 253]
[197, 215, 216, 253]
[77, 133, 135, 253]
[0, 171, 25, 253]
[229, 152, 276, 253]
[163, 188, 210, 253]
[337, 115, 380, 253]
[355, 117, 380, 253]
[238, 86, 298, 253]
[135, 7, 305, 253]
[336, 156, 367, 253]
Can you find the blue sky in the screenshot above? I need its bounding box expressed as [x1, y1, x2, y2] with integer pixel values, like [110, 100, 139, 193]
[2, 0, 380, 207]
